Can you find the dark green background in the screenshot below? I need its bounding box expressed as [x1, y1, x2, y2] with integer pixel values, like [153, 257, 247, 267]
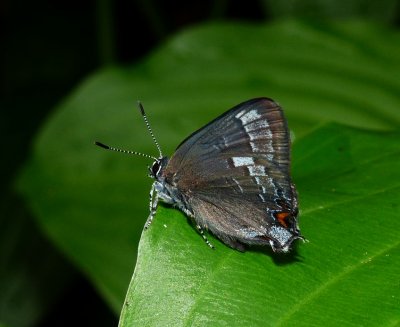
[2, 1, 400, 326]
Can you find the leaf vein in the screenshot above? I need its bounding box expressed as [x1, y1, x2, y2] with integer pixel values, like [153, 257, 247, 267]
[302, 183, 400, 215]
[275, 239, 400, 326]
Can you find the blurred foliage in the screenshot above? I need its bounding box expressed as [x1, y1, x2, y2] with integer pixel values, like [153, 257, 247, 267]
[0, 195, 74, 327]
[265, 0, 400, 23]
[16, 18, 400, 326]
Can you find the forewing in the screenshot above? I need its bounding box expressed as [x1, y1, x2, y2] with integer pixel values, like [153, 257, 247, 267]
[165, 97, 294, 201]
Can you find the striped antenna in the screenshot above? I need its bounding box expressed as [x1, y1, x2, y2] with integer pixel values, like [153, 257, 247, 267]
[137, 102, 163, 158]
[94, 142, 157, 161]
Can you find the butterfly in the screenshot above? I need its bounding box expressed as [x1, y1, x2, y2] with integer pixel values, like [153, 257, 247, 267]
[96, 97, 304, 252]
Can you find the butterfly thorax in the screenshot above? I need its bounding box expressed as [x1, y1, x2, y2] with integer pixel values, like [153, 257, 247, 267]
[151, 156, 189, 211]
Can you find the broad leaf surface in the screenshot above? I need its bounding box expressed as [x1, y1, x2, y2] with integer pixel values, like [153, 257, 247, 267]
[17, 20, 400, 314]
[120, 124, 400, 326]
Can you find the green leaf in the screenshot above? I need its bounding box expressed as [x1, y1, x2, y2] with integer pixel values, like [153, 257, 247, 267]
[120, 123, 400, 326]
[17, 19, 400, 313]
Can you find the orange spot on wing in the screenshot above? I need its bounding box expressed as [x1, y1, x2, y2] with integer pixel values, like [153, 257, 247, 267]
[276, 212, 290, 228]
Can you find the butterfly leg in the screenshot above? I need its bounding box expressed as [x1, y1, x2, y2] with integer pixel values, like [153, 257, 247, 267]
[183, 207, 244, 251]
[181, 207, 215, 249]
[144, 183, 158, 229]
[195, 224, 215, 249]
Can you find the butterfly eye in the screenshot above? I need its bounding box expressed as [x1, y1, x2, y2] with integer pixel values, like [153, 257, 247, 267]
[151, 161, 161, 177]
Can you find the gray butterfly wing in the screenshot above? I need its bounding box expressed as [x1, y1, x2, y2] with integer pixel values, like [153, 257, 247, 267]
[163, 98, 301, 251]
[188, 191, 299, 252]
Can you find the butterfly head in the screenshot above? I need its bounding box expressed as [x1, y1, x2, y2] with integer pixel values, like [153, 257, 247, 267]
[148, 156, 169, 180]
